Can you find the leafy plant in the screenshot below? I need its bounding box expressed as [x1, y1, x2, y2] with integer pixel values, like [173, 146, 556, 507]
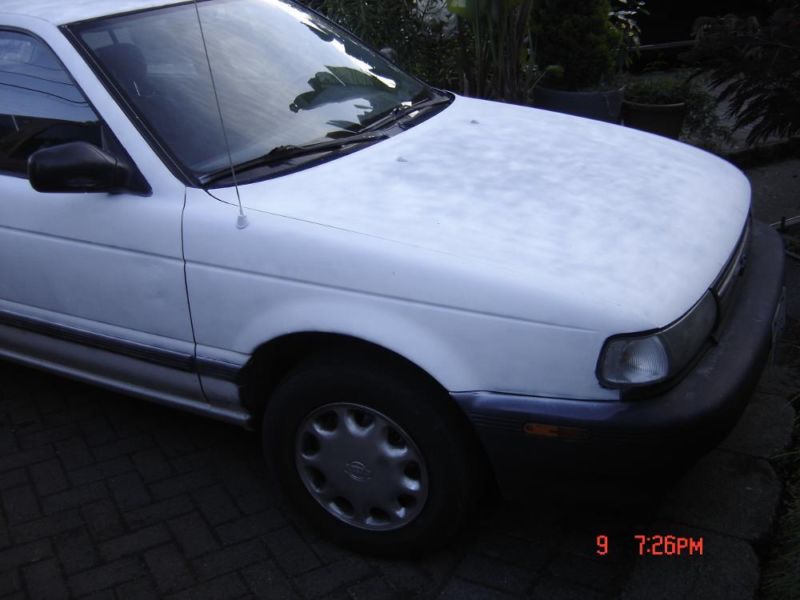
[689, 0, 800, 145]
[533, 0, 623, 91]
[624, 77, 687, 104]
[446, 0, 537, 103]
[680, 81, 732, 150]
[609, 0, 648, 71]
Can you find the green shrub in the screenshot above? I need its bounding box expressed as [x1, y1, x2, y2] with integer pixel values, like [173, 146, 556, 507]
[688, 1, 800, 144]
[624, 77, 688, 104]
[533, 0, 623, 91]
[447, 0, 538, 103]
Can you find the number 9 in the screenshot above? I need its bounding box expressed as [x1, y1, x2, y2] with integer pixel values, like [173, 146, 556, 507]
[596, 535, 609, 556]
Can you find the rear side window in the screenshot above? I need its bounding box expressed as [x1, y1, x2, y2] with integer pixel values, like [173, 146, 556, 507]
[0, 30, 101, 177]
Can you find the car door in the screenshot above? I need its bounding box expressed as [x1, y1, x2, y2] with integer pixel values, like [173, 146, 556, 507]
[0, 27, 202, 404]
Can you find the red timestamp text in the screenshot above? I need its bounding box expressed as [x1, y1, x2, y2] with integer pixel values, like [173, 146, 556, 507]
[595, 534, 704, 557]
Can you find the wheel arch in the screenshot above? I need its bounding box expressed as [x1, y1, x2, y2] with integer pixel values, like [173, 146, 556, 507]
[240, 331, 451, 421]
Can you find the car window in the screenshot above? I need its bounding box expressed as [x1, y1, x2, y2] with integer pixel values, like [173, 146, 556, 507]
[0, 30, 101, 177]
[71, 0, 433, 183]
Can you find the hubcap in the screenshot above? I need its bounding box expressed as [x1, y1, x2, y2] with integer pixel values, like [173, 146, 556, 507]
[295, 403, 428, 531]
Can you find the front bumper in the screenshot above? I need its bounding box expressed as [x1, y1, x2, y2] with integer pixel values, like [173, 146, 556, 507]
[453, 220, 785, 499]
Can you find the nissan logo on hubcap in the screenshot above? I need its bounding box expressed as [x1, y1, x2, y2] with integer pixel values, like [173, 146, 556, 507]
[344, 460, 372, 482]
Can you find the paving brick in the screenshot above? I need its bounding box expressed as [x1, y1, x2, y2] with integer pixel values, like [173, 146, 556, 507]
[370, 560, 435, 596]
[149, 471, 215, 500]
[192, 540, 268, 581]
[132, 449, 173, 482]
[68, 456, 134, 487]
[55, 528, 99, 575]
[108, 412, 152, 438]
[108, 472, 151, 511]
[484, 503, 565, 547]
[215, 510, 285, 545]
[54, 439, 94, 470]
[307, 537, 352, 565]
[168, 512, 220, 559]
[79, 417, 117, 447]
[82, 500, 125, 541]
[0, 428, 18, 453]
[240, 560, 299, 599]
[0, 447, 54, 474]
[294, 558, 373, 599]
[0, 570, 21, 596]
[8, 403, 39, 427]
[29, 459, 69, 496]
[22, 558, 68, 600]
[234, 490, 273, 515]
[42, 482, 107, 515]
[35, 394, 66, 416]
[0, 468, 27, 490]
[438, 578, 518, 600]
[456, 554, 533, 595]
[468, 531, 551, 571]
[3, 484, 41, 524]
[547, 553, 622, 592]
[154, 431, 195, 459]
[79, 589, 116, 600]
[68, 558, 147, 597]
[264, 526, 322, 576]
[115, 577, 160, 600]
[99, 524, 170, 561]
[145, 544, 195, 594]
[347, 576, 402, 600]
[0, 539, 52, 571]
[167, 573, 248, 600]
[192, 485, 240, 526]
[11, 509, 84, 545]
[20, 424, 79, 450]
[91, 434, 153, 462]
[0, 509, 8, 549]
[171, 449, 216, 475]
[124, 495, 193, 530]
[530, 577, 604, 600]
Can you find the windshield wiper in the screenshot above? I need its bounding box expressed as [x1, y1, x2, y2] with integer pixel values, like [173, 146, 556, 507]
[200, 131, 388, 186]
[361, 94, 453, 133]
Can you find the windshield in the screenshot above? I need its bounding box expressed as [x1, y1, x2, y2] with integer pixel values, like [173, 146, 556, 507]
[71, 0, 434, 182]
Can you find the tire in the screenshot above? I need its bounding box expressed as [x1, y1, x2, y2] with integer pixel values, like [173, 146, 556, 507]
[261, 352, 481, 555]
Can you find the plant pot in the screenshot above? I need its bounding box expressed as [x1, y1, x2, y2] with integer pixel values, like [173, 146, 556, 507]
[532, 87, 624, 123]
[621, 100, 688, 139]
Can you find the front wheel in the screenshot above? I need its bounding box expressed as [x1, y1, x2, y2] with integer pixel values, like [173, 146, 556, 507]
[262, 354, 481, 555]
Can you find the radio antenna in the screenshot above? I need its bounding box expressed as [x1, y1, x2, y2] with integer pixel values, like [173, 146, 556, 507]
[193, 0, 248, 229]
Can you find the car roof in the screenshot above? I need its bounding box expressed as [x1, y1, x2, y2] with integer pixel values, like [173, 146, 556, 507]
[0, 1, 185, 26]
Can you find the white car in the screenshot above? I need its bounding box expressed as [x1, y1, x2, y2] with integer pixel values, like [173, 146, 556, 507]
[0, 0, 785, 553]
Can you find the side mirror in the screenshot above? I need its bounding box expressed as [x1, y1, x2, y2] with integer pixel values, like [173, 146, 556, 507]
[28, 141, 132, 194]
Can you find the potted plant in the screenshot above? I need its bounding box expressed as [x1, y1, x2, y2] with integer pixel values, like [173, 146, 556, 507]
[532, 0, 624, 122]
[622, 77, 689, 139]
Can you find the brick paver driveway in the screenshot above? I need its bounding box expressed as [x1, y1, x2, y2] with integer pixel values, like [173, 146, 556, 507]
[0, 359, 662, 600]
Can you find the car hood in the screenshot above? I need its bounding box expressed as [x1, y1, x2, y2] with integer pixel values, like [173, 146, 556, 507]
[229, 95, 750, 329]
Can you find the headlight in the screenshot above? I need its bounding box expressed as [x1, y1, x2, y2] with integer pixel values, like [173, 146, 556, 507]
[598, 292, 718, 388]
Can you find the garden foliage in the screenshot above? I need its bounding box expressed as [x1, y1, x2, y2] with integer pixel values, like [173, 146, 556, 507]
[690, 0, 800, 144]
